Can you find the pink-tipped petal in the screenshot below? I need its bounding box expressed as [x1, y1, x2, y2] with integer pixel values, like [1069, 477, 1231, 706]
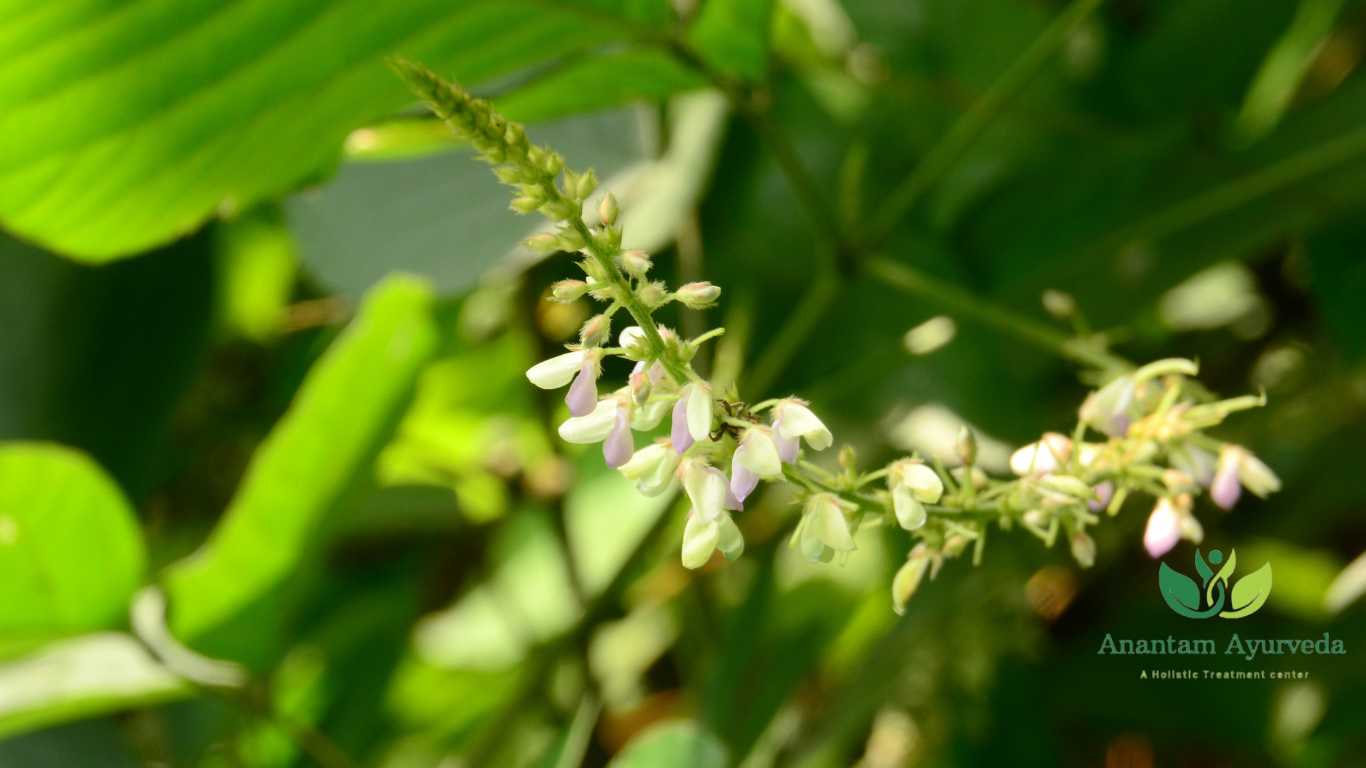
[730, 460, 759, 504]
[1210, 464, 1241, 510]
[603, 411, 633, 468]
[1088, 481, 1114, 512]
[773, 427, 799, 464]
[565, 359, 598, 417]
[1143, 501, 1181, 558]
[671, 397, 693, 453]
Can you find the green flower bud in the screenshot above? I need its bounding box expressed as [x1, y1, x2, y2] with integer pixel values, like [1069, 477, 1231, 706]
[893, 545, 931, 615]
[676, 281, 721, 309]
[510, 195, 541, 214]
[550, 279, 588, 303]
[619, 249, 651, 278]
[525, 233, 560, 255]
[599, 193, 619, 225]
[580, 314, 610, 347]
[637, 281, 669, 308]
[1070, 531, 1096, 568]
[575, 168, 598, 201]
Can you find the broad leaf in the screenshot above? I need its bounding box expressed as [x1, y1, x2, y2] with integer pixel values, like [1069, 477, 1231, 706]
[0, 0, 678, 261]
[0, 444, 145, 654]
[162, 274, 439, 666]
[685, 0, 775, 80]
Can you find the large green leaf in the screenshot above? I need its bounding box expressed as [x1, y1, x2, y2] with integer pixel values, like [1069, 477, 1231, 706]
[161, 274, 439, 666]
[0, 444, 145, 654]
[0, 633, 188, 740]
[684, 0, 775, 80]
[0, 0, 677, 261]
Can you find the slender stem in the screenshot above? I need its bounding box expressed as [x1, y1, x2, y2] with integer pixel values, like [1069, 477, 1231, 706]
[865, 257, 1129, 372]
[865, 0, 1104, 246]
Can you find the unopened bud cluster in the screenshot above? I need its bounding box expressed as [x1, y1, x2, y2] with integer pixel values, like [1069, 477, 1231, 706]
[397, 61, 1279, 615]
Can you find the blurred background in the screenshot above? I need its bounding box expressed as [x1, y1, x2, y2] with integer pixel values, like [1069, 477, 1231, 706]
[2, 0, 1366, 765]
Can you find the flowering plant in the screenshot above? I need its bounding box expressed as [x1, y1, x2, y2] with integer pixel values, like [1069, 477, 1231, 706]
[396, 60, 1280, 614]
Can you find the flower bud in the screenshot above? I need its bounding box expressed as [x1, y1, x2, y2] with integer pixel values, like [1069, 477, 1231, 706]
[1070, 531, 1096, 568]
[1023, 509, 1048, 528]
[1039, 474, 1094, 501]
[1089, 480, 1114, 512]
[579, 314, 610, 347]
[675, 281, 721, 309]
[541, 151, 564, 176]
[619, 249, 651, 278]
[525, 233, 560, 255]
[892, 545, 931, 615]
[637, 281, 669, 309]
[1233, 445, 1280, 498]
[575, 168, 598, 201]
[598, 193, 619, 225]
[1079, 375, 1135, 437]
[1042, 289, 1076, 319]
[1143, 497, 1181, 558]
[526, 350, 586, 389]
[956, 426, 977, 466]
[556, 226, 586, 251]
[618, 326, 649, 360]
[510, 195, 542, 214]
[550, 279, 588, 303]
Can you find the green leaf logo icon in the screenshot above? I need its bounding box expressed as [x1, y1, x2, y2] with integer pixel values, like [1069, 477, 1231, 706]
[1158, 548, 1272, 619]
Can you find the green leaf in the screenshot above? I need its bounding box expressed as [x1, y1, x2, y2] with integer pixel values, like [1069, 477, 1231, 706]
[608, 721, 728, 768]
[161, 274, 439, 666]
[1223, 562, 1274, 619]
[0, 633, 188, 740]
[0, 444, 145, 653]
[0, 0, 675, 261]
[686, 0, 775, 80]
[496, 48, 708, 124]
[1158, 562, 1202, 615]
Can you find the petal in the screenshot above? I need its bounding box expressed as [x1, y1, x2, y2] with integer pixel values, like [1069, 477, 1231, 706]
[900, 462, 944, 503]
[670, 396, 694, 453]
[558, 399, 618, 444]
[526, 350, 586, 389]
[735, 429, 782, 479]
[602, 411, 634, 468]
[729, 459, 759, 504]
[1143, 500, 1181, 558]
[776, 401, 832, 450]
[681, 515, 719, 569]
[1210, 463, 1241, 510]
[810, 495, 855, 552]
[893, 486, 927, 531]
[631, 398, 670, 431]
[620, 443, 669, 481]
[892, 554, 929, 615]
[681, 461, 727, 522]
[686, 384, 713, 443]
[716, 515, 745, 560]
[1236, 450, 1281, 497]
[773, 427, 799, 463]
[565, 359, 599, 417]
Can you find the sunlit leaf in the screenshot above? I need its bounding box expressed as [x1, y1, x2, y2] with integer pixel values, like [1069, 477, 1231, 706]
[162, 275, 439, 666]
[607, 720, 728, 768]
[0, 444, 145, 654]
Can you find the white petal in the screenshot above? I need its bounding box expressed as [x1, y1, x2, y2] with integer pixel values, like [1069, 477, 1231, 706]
[900, 463, 943, 503]
[735, 429, 782, 479]
[631, 398, 671, 431]
[686, 384, 713, 442]
[808, 495, 855, 552]
[682, 515, 719, 569]
[1009, 433, 1071, 476]
[526, 350, 586, 389]
[775, 400, 832, 450]
[681, 460, 727, 522]
[716, 515, 744, 560]
[893, 486, 927, 531]
[619, 443, 669, 481]
[557, 399, 617, 444]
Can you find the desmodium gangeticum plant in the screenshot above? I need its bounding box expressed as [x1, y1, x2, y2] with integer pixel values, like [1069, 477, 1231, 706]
[393, 60, 1281, 615]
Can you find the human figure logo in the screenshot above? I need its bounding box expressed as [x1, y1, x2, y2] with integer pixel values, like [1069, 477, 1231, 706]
[1158, 548, 1272, 619]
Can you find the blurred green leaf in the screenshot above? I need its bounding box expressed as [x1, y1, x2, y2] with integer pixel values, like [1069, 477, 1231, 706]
[498, 49, 707, 124]
[0, 0, 675, 260]
[685, 0, 775, 80]
[214, 206, 297, 341]
[607, 720, 728, 768]
[0, 444, 145, 654]
[162, 274, 439, 666]
[0, 633, 187, 740]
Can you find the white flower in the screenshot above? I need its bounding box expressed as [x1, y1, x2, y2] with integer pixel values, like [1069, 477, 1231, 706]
[772, 398, 832, 451]
[1079, 375, 1135, 437]
[525, 350, 586, 389]
[892, 545, 931, 615]
[794, 493, 856, 562]
[619, 326, 648, 359]
[680, 458, 728, 522]
[888, 460, 942, 532]
[619, 442, 679, 496]
[557, 398, 618, 444]
[735, 427, 782, 479]
[1009, 432, 1072, 476]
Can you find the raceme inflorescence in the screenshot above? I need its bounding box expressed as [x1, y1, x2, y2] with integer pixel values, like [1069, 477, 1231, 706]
[394, 60, 1280, 614]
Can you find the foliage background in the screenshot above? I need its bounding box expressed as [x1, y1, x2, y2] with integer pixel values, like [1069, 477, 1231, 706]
[2, 0, 1366, 765]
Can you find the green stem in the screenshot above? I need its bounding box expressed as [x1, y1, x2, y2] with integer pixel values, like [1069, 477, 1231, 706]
[865, 257, 1129, 372]
[865, 0, 1103, 245]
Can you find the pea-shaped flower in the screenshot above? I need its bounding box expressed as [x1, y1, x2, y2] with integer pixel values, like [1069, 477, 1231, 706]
[1079, 375, 1135, 437]
[730, 427, 783, 504]
[681, 511, 744, 569]
[793, 492, 856, 563]
[618, 441, 679, 496]
[1143, 497, 1181, 558]
[888, 459, 943, 531]
[526, 350, 586, 389]
[1009, 432, 1072, 476]
[557, 398, 619, 444]
[1210, 444, 1281, 510]
[772, 398, 832, 451]
[671, 383, 714, 452]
